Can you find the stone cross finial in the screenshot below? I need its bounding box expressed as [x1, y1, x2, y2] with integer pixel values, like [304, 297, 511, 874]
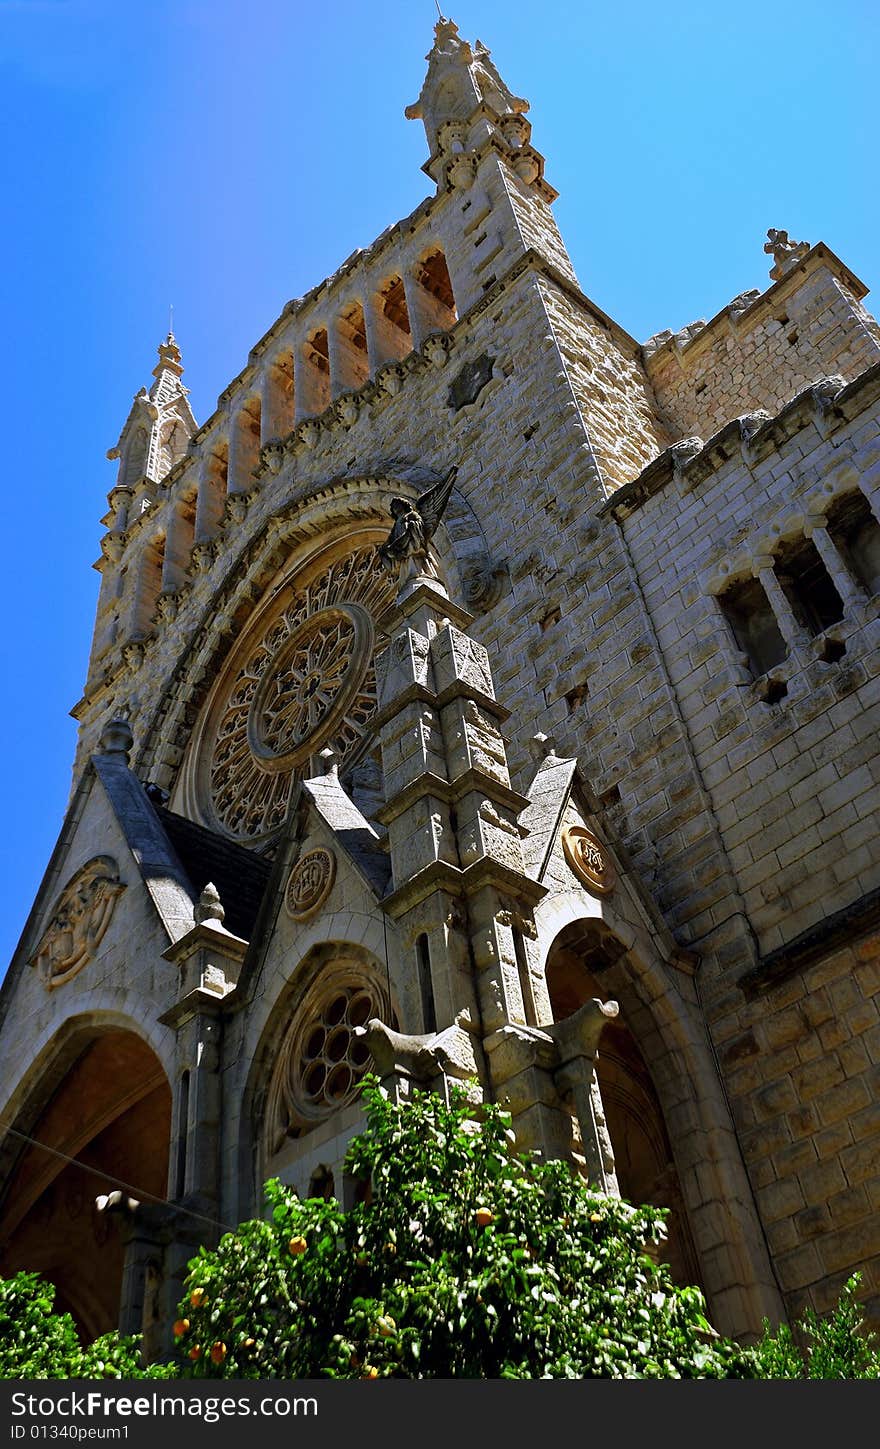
[194, 882, 225, 926]
[764, 228, 810, 282]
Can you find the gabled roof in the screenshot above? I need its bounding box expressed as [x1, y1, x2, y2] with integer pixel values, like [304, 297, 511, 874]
[154, 805, 272, 941]
[301, 773, 391, 900]
[519, 752, 579, 881]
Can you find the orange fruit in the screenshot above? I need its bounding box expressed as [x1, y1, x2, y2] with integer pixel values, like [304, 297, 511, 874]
[172, 1318, 190, 1338]
[242, 1337, 255, 1349]
[377, 1314, 395, 1337]
[188, 1345, 202, 1361]
[288, 1235, 308, 1255]
[474, 1207, 494, 1227]
[362, 1365, 379, 1378]
[210, 1342, 227, 1365]
[189, 1287, 207, 1308]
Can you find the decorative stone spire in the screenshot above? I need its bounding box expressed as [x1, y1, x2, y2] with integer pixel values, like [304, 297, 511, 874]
[193, 882, 225, 926]
[405, 17, 553, 197]
[406, 17, 529, 154]
[106, 332, 198, 490]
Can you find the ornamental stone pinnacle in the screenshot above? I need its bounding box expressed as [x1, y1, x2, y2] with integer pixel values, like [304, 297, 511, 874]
[194, 882, 225, 926]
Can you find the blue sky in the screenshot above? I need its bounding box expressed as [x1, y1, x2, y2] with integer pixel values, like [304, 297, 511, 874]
[0, 0, 876, 978]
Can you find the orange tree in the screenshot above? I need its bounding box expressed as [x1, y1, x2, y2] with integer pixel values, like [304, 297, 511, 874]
[173, 1081, 752, 1379]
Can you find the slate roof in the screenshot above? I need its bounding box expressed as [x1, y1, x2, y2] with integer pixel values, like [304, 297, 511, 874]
[154, 806, 273, 940]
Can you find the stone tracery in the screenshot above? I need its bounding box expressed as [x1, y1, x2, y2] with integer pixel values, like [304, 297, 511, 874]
[198, 544, 395, 842]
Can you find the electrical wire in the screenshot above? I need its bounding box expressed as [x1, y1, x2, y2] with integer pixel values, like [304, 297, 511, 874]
[0, 1120, 235, 1236]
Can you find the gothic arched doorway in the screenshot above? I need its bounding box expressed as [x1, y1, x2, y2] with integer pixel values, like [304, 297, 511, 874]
[546, 920, 703, 1291]
[0, 1026, 172, 1339]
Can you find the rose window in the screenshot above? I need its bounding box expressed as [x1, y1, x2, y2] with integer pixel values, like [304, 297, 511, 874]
[265, 963, 395, 1151]
[194, 545, 395, 843]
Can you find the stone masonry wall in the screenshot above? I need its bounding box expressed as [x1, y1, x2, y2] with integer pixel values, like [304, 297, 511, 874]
[645, 255, 880, 444]
[714, 927, 880, 1326]
[610, 374, 880, 1324]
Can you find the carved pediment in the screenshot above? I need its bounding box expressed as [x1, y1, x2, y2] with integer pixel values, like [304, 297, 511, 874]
[29, 856, 126, 990]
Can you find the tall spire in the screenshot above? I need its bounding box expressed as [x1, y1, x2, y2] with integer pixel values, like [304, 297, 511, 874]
[106, 332, 197, 490]
[405, 17, 554, 200]
[405, 15, 529, 157]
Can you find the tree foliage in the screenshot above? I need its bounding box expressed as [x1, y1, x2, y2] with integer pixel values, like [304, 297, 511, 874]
[0, 1271, 171, 1379]
[3, 1084, 878, 1380]
[174, 1082, 749, 1379]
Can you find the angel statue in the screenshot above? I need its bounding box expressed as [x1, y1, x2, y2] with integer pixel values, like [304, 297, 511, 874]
[378, 465, 458, 589]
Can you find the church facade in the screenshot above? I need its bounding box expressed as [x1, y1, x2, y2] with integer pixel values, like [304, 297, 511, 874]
[2, 18, 879, 1353]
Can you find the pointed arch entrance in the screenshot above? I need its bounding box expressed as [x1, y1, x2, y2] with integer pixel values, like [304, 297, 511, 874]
[0, 1025, 171, 1339]
[546, 919, 702, 1290]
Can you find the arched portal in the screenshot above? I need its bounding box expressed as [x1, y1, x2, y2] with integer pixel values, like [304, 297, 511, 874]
[545, 920, 702, 1291]
[0, 1027, 171, 1339]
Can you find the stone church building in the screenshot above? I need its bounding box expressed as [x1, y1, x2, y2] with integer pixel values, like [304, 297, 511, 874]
[2, 18, 879, 1354]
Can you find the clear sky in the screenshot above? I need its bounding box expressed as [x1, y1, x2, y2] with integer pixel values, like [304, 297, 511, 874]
[0, 0, 876, 980]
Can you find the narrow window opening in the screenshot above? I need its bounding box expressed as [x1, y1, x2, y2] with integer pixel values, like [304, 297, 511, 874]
[335, 302, 370, 392]
[416, 249, 457, 318]
[380, 275, 411, 336]
[174, 1070, 190, 1199]
[717, 576, 787, 676]
[565, 682, 588, 713]
[775, 535, 844, 635]
[827, 490, 880, 596]
[417, 933, 436, 1035]
[300, 330, 332, 415]
[599, 784, 621, 808]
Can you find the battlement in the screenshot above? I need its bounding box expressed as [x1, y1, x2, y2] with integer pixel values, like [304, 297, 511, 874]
[644, 244, 880, 442]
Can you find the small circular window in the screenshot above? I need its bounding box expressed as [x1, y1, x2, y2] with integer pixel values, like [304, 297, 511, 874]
[265, 962, 395, 1152]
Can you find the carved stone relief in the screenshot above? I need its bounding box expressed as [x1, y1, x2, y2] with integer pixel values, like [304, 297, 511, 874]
[29, 857, 126, 989]
[561, 825, 615, 896]
[285, 848, 336, 921]
[447, 354, 495, 411]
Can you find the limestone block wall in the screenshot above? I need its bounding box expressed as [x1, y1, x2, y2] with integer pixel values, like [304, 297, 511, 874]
[644, 251, 880, 444]
[713, 923, 880, 1325]
[536, 273, 669, 490]
[613, 377, 880, 956]
[603, 371, 880, 1324]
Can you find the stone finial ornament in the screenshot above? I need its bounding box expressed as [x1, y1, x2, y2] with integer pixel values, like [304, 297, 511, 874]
[98, 716, 134, 763]
[377, 465, 458, 589]
[764, 228, 810, 282]
[194, 882, 225, 926]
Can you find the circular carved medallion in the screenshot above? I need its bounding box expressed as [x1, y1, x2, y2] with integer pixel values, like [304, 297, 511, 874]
[285, 848, 336, 920]
[194, 544, 395, 843]
[562, 825, 614, 896]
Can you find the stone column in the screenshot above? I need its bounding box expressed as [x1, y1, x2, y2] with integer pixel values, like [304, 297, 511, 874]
[260, 362, 282, 443]
[806, 518, 867, 610]
[753, 555, 809, 649]
[194, 454, 223, 544]
[402, 268, 433, 350]
[160, 888, 247, 1210]
[226, 409, 250, 495]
